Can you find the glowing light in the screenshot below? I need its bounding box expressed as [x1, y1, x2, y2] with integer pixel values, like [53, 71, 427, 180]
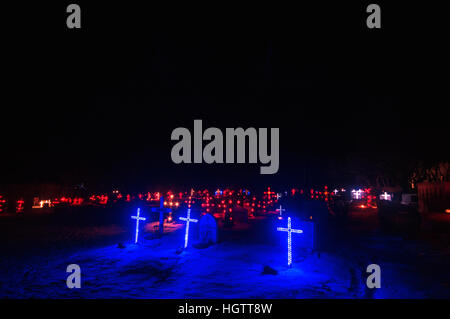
[445, 209, 450, 214]
[99, 195, 108, 205]
[72, 198, 83, 205]
[16, 200, 25, 213]
[352, 189, 364, 200]
[380, 191, 392, 201]
[36, 199, 52, 208]
[277, 217, 303, 267]
[264, 187, 274, 199]
[276, 205, 285, 218]
[0, 196, 6, 213]
[131, 208, 146, 244]
[179, 208, 198, 249]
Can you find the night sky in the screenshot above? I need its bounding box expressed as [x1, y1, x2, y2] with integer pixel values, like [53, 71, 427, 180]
[1, 2, 448, 192]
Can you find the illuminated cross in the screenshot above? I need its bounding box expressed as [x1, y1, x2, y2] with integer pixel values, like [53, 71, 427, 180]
[380, 191, 391, 201]
[353, 189, 363, 199]
[276, 193, 282, 200]
[277, 217, 303, 267]
[264, 187, 272, 198]
[276, 205, 285, 218]
[131, 208, 146, 244]
[179, 208, 198, 249]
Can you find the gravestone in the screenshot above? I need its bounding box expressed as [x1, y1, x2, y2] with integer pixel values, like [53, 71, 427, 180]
[198, 213, 218, 245]
[150, 196, 172, 237]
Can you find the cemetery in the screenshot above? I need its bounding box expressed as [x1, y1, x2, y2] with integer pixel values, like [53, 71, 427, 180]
[1, 186, 449, 298]
[1, 4, 448, 301]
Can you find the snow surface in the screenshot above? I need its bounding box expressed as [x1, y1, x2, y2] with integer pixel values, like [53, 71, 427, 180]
[1, 212, 449, 298]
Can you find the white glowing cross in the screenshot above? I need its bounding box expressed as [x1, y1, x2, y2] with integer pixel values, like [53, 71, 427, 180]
[276, 205, 285, 217]
[380, 191, 391, 201]
[277, 217, 303, 267]
[131, 208, 146, 244]
[179, 208, 198, 249]
[353, 189, 363, 199]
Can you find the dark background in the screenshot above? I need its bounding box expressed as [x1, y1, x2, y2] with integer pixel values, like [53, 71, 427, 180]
[1, 2, 448, 192]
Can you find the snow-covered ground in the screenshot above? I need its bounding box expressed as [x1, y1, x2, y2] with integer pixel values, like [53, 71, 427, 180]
[1, 211, 449, 298]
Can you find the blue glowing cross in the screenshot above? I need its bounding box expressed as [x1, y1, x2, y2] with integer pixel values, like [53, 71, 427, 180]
[179, 208, 198, 249]
[277, 217, 303, 267]
[131, 208, 146, 244]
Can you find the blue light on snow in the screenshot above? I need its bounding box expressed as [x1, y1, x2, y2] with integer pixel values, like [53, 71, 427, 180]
[131, 208, 146, 244]
[277, 217, 303, 267]
[179, 208, 198, 249]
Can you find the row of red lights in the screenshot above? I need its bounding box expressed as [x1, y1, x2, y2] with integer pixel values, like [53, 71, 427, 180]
[0, 186, 334, 214]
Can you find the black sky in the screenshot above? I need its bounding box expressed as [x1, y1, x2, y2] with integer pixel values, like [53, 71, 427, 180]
[1, 2, 448, 191]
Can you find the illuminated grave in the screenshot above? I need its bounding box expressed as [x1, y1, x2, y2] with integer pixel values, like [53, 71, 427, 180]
[150, 196, 172, 236]
[131, 208, 146, 244]
[277, 217, 303, 267]
[179, 208, 198, 249]
[32, 198, 52, 209]
[351, 189, 364, 200]
[276, 205, 285, 219]
[380, 191, 392, 201]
